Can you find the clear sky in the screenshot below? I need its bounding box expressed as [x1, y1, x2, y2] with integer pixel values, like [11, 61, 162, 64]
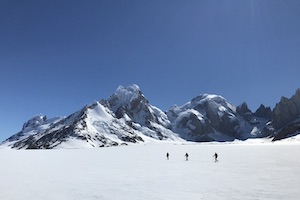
[1, 0, 300, 141]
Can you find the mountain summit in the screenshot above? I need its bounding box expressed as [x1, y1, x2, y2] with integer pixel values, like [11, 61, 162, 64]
[1, 85, 300, 149]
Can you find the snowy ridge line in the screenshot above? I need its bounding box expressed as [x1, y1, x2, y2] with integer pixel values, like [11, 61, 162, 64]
[1, 84, 300, 149]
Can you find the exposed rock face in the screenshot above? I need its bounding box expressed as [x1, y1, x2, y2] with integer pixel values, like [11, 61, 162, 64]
[236, 102, 252, 121]
[272, 121, 300, 141]
[272, 89, 300, 129]
[237, 102, 252, 116]
[254, 104, 272, 119]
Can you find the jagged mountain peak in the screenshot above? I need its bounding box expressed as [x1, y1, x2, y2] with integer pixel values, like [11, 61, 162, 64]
[236, 102, 252, 116]
[104, 85, 175, 140]
[114, 84, 143, 103]
[108, 84, 149, 113]
[22, 114, 47, 130]
[254, 104, 272, 119]
[237, 102, 251, 110]
[272, 88, 300, 140]
[296, 88, 300, 96]
[273, 88, 300, 129]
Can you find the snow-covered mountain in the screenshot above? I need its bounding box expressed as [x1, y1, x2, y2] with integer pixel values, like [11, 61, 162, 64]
[1, 84, 300, 149]
[167, 94, 271, 142]
[102, 85, 178, 140]
[1, 85, 182, 149]
[2, 102, 145, 149]
[272, 89, 300, 141]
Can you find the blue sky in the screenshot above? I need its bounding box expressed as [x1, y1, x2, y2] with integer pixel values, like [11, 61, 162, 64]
[1, 0, 300, 141]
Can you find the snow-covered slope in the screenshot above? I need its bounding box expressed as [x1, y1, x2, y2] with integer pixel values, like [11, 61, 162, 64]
[1, 143, 300, 199]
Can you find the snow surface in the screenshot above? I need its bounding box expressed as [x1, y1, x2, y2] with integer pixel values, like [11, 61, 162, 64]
[1, 141, 300, 200]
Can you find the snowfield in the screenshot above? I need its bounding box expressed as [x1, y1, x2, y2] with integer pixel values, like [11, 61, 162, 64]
[1, 141, 300, 200]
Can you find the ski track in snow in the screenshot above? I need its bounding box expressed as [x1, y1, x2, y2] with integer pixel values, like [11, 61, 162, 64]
[0, 142, 300, 200]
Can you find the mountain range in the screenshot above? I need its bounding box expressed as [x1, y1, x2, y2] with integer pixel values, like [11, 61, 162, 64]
[1, 84, 300, 149]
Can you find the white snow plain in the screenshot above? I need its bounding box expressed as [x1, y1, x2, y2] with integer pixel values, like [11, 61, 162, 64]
[1, 141, 300, 200]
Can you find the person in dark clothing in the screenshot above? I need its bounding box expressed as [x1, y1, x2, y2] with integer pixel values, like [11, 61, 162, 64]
[166, 152, 169, 160]
[214, 152, 218, 162]
[185, 153, 189, 161]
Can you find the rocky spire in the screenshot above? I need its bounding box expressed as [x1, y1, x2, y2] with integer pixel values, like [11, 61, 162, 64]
[272, 89, 300, 129]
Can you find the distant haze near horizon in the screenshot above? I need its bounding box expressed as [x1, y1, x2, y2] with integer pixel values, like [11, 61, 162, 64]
[1, 0, 300, 141]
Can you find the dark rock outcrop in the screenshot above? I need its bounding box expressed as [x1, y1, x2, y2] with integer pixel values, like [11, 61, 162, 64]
[254, 104, 272, 119]
[272, 89, 300, 129]
[272, 121, 300, 141]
